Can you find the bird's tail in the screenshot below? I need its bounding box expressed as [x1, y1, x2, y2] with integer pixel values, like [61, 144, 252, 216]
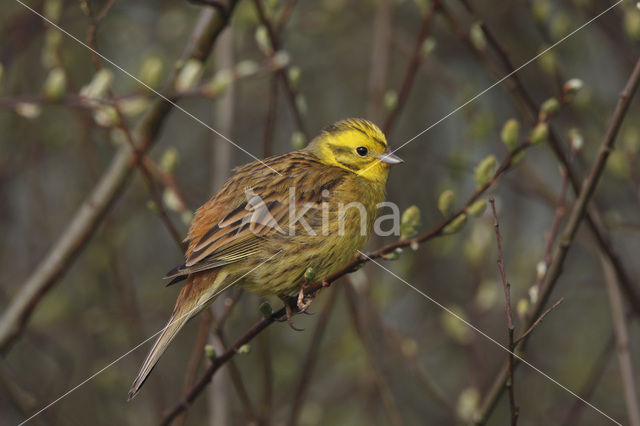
[128, 269, 228, 401]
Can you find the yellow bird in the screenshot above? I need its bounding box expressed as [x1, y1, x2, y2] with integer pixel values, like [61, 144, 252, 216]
[128, 118, 402, 399]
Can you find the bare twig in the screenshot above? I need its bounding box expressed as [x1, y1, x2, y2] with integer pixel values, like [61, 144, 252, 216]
[513, 298, 563, 346]
[455, 0, 640, 315]
[600, 254, 640, 426]
[253, 0, 307, 139]
[382, 0, 439, 135]
[286, 290, 338, 426]
[0, 2, 240, 353]
[489, 198, 518, 426]
[475, 57, 640, 425]
[561, 333, 616, 426]
[344, 283, 403, 426]
[160, 114, 560, 422]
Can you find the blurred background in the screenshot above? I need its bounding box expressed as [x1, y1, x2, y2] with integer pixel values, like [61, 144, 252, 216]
[1, 0, 640, 424]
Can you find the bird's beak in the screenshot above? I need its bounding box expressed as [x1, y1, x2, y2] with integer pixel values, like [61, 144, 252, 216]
[377, 150, 404, 164]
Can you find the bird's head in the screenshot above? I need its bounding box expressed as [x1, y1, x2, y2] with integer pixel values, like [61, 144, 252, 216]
[305, 118, 403, 184]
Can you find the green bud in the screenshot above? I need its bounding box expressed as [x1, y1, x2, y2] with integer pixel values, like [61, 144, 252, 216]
[568, 128, 583, 151]
[204, 344, 216, 360]
[163, 188, 182, 212]
[469, 22, 487, 51]
[474, 155, 497, 188]
[537, 46, 557, 74]
[93, 106, 118, 127]
[437, 190, 455, 217]
[118, 96, 150, 117]
[529, 284, 539, 304]
[270, 51, 290, 70]
[147, 200, 159, 213]
[237, 344, 250, 354]
[511, 151, 525, 165]
[383, 90, 398, 111]
[175, 59, 203, 93]
[530, 122, 549, 145]
[457, 387, 480, 422]
[181, 211, 193, 225]
[139, 57, 163, 87]
[255, 26, 272, 55]
[516, 298, 529, 321]
[623, 126, 639, 152]
[624, 9, 640, 41]
[500, 119, 520, 151]
[160, 147, 179, 173]
[540, 97, 560, 119]
[291, 131, 306, 149]
[442, 305, 472, 344]
[400, 205, 422, 240]
[536, 261, 547, 280]
[42, 30, 62, 69]
[383, 248, 402, 260]
[550, 13, 571, 40]
[466, 200, 487, 217]
[304, 267, 316, 283]
[443, 213, 467, 235]
[287, 66, 301, 91]
[206, 68, 233, 96]
[421, 37, 437, 56]
[563, 78, 583, 96]
[475, 280, 498, 312]
[44, 0, 62, 21]
[607, 149, 631, 179]
[80, 69, 113, 99]
[236, 60, 259, 78]
[259, 301, 273, 318]
[401, 339, 418, 358]
[532, 0, 551, 23]
[295, 94, 307, 115]
[15, 103, 42, 119]
[43, 67, 67, 100]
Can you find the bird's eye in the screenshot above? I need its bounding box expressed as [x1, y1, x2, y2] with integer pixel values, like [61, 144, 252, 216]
[356, 146, 368, 156]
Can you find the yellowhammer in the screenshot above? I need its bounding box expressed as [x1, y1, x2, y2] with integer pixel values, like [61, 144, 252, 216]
[128, 118, 402, 399]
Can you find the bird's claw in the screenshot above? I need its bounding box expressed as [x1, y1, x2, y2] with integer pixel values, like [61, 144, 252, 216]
[297, 286, 314, 313]
[278, 296, 304, 331]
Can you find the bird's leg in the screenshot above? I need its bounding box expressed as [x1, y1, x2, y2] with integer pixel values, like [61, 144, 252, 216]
[277, 295, 304, 331]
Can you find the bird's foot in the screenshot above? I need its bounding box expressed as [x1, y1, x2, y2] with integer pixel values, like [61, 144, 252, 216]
[277, 296, 304, 331]
[297, 286, 314, 313]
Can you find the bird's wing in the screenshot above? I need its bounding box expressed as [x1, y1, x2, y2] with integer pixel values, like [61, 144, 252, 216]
[164, 151, 346, 283]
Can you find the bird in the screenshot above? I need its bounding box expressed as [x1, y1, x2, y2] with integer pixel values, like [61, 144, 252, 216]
[128, 118, 403, 400]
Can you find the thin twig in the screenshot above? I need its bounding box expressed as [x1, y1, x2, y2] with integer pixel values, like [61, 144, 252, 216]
[456, 0, 640, 316]
[489, 198, 518, 426]
[0, 3, 240, 353]
[600, 254, 640, 426]
[382, 0, 439, 135]
[160, 113, 562, 422]
[253, 0, 307, 138]
[513, 298, 563, 346]
[286, 290, 338, 426]
[475, 57, 640, 425]
[344, 283, 403, 426]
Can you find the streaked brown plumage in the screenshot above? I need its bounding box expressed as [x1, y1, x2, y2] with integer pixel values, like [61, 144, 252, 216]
[128, 119, 402, 399]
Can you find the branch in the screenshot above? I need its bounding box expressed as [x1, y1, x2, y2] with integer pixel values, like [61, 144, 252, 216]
[286, 290, 338, 426]
[475, 56, 640, 425]
[253, 0, 307, 139]
[455, 0, 640, 316]
[0, 2, 239, 353]
[160, 113, 558, 422]
[600, 254, 640, 426]
[489, 198, 518, 426]
[382, 0, 439, 135]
